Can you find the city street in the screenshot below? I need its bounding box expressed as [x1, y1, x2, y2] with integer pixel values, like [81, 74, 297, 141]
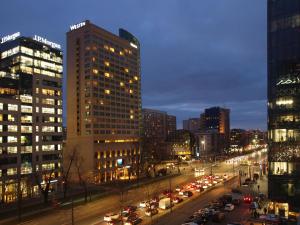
[0, 150, 267, 225]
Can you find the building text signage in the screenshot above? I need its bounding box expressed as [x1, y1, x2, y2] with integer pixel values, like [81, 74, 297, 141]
[70, 21, 86, 31]
[1, 32, 21, 44]
[33, 35, 61, 49]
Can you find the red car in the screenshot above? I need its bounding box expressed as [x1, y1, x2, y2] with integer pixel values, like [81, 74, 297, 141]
[243, 195, 252, 203]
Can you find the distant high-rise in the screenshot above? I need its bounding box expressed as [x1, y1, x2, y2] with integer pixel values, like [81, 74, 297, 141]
[66, 21, 141, 183]
[142, 108, 176, 161]
[183, 118, 200, 132]
[200, 107, 230, 153]
[0, 33, 63, 202]
[268, 0, 300, 213]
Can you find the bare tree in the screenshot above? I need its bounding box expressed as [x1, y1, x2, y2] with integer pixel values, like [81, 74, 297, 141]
[62, 147, 77, 199]
[34, 170, 55, 204]
[73, 153, 90, 203]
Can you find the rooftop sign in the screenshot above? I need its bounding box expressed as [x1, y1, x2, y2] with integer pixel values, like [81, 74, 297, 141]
[1, 32, 21, 44]
[33, 35, 61, 49]
[70, 21, 86, 31]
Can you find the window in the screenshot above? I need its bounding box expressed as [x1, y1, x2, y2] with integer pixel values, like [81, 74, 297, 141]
[20, 95, 32, 103]
[7, 146, 17, 154]
[42, 145, 55, 152]
[0, 103, 3, 110]
[42, 98, 55, 105]
[21, 126, 32, 133]
[42, 126, 55, 132]
[21, 115, 32, 123]
[7, 168, 17, 176]
[42, 107, 55, 114]
[8, 104, 18, 111]
[8, 125, 18, 132]
[1, 47, 19, 58]
[8, 136, 18, 143]
[8, 114, 15, 122]
[57, 109, 62, 115]
[21, 105, 32, 113]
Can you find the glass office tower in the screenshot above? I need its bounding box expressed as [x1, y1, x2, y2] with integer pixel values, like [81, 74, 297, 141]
[0, 33, 63, 203]
[268, 0, 300, 214]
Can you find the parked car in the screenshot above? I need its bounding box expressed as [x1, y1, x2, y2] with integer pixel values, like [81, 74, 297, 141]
[183, 191, 193, 197]
[139, 201, 149, 208]
[124, 217, 142, 225]
[172, 197, 183, 204]
[104, 213, 120, 222]
[224, 204, 235, 211]
[122, 206, 137, 213]
[196, 187, 204, 192]
[145, 208, 158, 216]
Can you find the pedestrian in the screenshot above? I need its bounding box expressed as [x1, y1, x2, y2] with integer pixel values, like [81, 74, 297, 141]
[264, 207, 267, 215]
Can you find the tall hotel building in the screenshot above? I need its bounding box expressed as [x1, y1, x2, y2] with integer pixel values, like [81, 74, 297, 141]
[268, 0, 300, 214]
[0, 33, 63, 203]
[66, 21, 141, 183]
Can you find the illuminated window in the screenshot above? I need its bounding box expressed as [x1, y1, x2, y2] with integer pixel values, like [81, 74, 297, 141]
[125, 68, 129, 73]
[42, 126, 55, 132]
[21, 105, 32, 113]
[105, 89, 110, 94]
[93, 69, 98, 74]
[130, 115, 134, 119]
[21, 126, 32, 133]
[20, 95, 32, 103]
[8, 104, 18, 111]
[57, 109, 62, 115]
[109, 47, 115, 52]
[8, 136, 18, 143]
[0, 103, 2, 110]
[134, 76, 138, 81]
[104, 61, 110, 66]
[129, 89, 133, 94]
[120, 82, 124, 87]
[8, 114, 15, 122]
[42, 98, 55, 105]
[42, 145, 55, 152]
[276, 98, 293, 106]
[104, 72, 110, 78]
[42, 89, 55, 96]
[7, 146, 17, 154]
[7, 125, 18, 132]
[7, 168, 17, 175]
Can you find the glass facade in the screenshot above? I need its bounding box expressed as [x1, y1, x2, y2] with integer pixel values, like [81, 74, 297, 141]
[268, 0, 300, 210]
[0, 36, 63, 203]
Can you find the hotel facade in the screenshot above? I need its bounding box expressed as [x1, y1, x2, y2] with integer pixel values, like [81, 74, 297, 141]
[0, 33, 63, 203]
[66, 21, 141, 183]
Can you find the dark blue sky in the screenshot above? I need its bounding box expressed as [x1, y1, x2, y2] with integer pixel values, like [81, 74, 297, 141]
[0, 0, 267, 130]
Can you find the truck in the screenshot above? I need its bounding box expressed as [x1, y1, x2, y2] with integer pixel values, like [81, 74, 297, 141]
[159, 198, 171, 210]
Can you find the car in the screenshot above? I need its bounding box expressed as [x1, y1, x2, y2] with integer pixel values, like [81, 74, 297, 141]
[224, 203, 235, 211]
[179, 190, 185, 195]
[196, 187, 204, 192]
[145, 208, 158, 216]
[139, 201, 149, 208]
[175, 186, 182, 192]
[124, 217, 142, 225]
[183, 191, 193, 197]
[122, 205, 137, 213]
[122, 212, 137, 222]
[104, 213, 120, 222]
[172, 197, 183, 204]
[243, 195, 252, 203]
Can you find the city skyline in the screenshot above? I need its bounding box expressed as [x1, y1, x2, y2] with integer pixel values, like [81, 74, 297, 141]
[0, 0, 267, 130]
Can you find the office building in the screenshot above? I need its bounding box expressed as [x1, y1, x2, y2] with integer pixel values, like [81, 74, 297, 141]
[183, 118, 200, 132]
[142, 108, 176, 161]
[0, 32, 63, 203]
[66, 21, 141, 183]
[200, 107, 230, 153]
[267, 0, 300, 214]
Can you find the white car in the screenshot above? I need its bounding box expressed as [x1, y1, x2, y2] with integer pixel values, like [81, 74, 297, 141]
[224, 203, 235, 211]
[175, 187, 182, 192]
[179, 190, 185, 196]
[104, 213, 120, 221]
[139, 201, 149, 208]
